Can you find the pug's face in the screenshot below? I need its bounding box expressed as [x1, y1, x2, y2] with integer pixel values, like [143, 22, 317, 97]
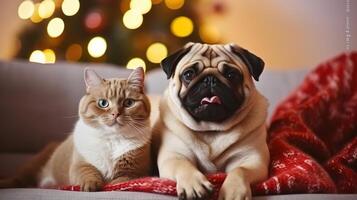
[161, 43, 264, 123]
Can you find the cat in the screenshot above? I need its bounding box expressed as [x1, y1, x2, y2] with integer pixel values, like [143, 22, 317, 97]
[0, 67, 152, 191]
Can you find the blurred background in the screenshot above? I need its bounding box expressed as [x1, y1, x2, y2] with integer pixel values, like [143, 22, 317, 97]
[0, 0, 356, 71]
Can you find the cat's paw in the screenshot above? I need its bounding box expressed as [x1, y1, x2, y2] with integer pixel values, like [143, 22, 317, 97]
[79, 179, 104, 192]
[176, 172, 214, 200]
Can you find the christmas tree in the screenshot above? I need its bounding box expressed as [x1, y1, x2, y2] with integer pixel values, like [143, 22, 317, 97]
[15, 0, 221, 71]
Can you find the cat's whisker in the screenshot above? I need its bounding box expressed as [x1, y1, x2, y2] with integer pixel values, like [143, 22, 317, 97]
[122, 116, 148, 123]
[131, 127, 146, 136]
[121, 119, 147, 128]
[127, 122, 147, 135]
[122, 115, 146, 120]
[132, 125, 145, 135]
[98, 115, 115, 121]
[100, 117, 113, 121]
[124, 117, 146, 123]
[130, 121, 147, 127]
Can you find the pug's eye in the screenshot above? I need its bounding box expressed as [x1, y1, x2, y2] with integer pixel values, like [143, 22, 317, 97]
[224, 68, 240, 80]
[226, 71, 237, 79]
[123, 98, 135, 107]
[98, 99, 109, 108]
[182, 68, 196, 82]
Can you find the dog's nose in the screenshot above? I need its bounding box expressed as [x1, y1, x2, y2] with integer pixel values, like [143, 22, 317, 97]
[204, 76, 217, 86]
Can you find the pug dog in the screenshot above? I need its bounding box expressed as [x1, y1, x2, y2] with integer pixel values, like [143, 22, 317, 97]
[153, 43, 269, 200]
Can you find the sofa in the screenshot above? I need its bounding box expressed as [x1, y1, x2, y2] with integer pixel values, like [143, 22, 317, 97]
[0, 60, 355, 200]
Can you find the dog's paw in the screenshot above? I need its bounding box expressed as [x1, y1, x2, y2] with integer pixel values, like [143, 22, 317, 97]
[176, 172, 213, 200]
[79, 178, 104, 192]
[218, 176, 251, 200]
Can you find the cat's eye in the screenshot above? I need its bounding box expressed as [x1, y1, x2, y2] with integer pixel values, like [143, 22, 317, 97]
[123, 98, 135, 107]
[98, 99, 109, 108]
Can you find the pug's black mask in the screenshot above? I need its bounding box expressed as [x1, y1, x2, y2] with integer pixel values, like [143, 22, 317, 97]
[180, 68, 245, 122]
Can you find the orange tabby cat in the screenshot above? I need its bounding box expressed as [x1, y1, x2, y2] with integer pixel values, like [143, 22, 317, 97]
[0, 67, 152, 191]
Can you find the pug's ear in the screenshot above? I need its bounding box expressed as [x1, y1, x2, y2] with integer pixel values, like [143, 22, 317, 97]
[160, 44, 193, 79]
[230, 45, 265, 81]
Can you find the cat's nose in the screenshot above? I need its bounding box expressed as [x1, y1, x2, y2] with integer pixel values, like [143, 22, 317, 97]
[111, 112, 120, 118]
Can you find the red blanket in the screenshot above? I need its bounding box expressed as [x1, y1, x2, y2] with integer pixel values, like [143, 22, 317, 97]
[61, 52, 357, 197]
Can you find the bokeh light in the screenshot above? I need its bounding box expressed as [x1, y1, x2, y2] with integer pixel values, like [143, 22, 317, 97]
[87, 36, 107, 58]
[18, 0, 35, 20]
[127, 57, 146, 71]
[165, 0, 184, 10]
[130, 0, 152, 14]
[85, 11, 103, 30]
[29, 50, 45, 63]
[43, 49, 56, 63]
[146, 42, 168, 63]
[30, 3, 43, 23]
[170, 16, 193, 37]
[199, 24, 221, 43]
[38, 0, 55, 19]
[47, 18, 65, 38]
[66, 44, 82, 61]
[62, 0, 80, 16]
[123, 9, 143, 29]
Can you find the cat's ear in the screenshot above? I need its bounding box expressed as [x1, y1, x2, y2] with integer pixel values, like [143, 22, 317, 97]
[84, 68, 103, 88]
[128, 67, 145, 91]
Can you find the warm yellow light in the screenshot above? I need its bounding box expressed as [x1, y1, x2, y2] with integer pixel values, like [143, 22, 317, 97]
[127, 58, 146, 71]
[165, 0, 184, 10]
[87, 37, 107, 58]
[171, 16, 193, 37]
[29, 50, 45, 63]
[47, 17, 65, 38]
[199, 24, 221, 43]
[146, 43, 168, 64]
[123, 9, 143, 29]
[43, 49, 56, 63]
[30, 3, 43, 23]
[18, 0, 35, 19]
[66, 43, 82, 61]
[61, 0, 80, 16]
[130, 0, 152, 14]
[38, 0, 55, 19]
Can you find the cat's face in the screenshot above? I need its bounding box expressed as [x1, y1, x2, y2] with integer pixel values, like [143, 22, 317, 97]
[79, 68, 150, 134]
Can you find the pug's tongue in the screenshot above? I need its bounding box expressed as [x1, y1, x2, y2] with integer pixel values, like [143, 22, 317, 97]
[200, 96, 222, 105]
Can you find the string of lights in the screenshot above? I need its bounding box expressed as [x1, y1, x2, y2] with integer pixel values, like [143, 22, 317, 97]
[16, 0, 222, 71]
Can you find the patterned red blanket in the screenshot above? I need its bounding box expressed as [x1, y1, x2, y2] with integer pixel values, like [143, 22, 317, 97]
[61, 52, 357, 197]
